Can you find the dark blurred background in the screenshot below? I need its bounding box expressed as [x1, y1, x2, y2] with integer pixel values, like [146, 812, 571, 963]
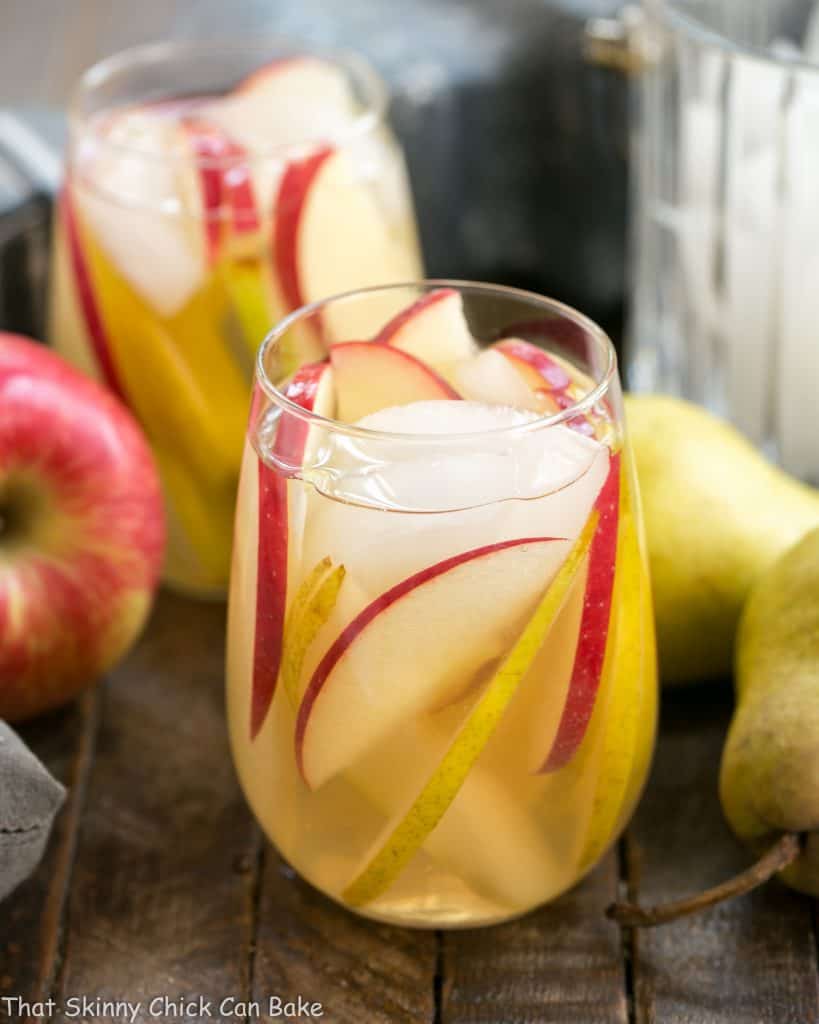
[0, 0, 628, 343]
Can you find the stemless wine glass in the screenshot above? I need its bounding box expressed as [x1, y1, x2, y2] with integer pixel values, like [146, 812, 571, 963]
[49, 40, 422, 596]
[227, 281, 657, 929]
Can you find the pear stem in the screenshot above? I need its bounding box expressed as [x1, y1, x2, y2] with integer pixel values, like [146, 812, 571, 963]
[607, 832, 802, 928]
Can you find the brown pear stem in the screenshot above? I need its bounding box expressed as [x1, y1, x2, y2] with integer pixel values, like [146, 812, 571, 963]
[607, 832, 802, 928]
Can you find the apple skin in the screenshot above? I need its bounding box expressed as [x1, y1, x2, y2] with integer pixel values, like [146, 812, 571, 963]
[294, 535, 566, 786]
[181, 117, 260, 256]
[372, 289, 455, 344]
[60, 187, 126, 401]
[539, 451, 621, 772]
[273, 147, 333, 317]
[330, 340, 459, 422]
[250, 361, 334, 739]
[0, 334, 166, 721]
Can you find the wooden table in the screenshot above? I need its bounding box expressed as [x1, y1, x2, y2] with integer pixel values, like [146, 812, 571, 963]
[2, 592, 818, 1023]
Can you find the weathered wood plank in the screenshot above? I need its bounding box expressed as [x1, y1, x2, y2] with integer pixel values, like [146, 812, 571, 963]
[627, 686, 819, 1024]
[0, 692, 98, 1018]
[47, 593, 259, 1023]
[441, 852, 628, 1024]
[252, 849, 437, 1023]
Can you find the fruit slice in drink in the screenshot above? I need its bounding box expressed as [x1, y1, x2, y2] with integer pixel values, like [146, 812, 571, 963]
[250, 361, 336, 736]
[540, 450, 622, 771]
[330, 341, 460, 422]
[295, 535, 574, 789]
[374, 288, 478, 378]
[577, 453, 657, 871]
[341, 512, 597, 906]
[273, 148, 421, 343]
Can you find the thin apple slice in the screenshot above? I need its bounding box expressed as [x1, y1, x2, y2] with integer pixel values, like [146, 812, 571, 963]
[250, 361, 335, 738]
[274, 148, 421, 343]
[207, 56, 360, 154]
[341, 512, 598, 906]
[538, 451, 621, 772]
[60, 188, 126, 401]
[452, 348, 547, 412]
[374, 289, 478, 374]
[295, 535, 573, 789]
[494, 338, 612, 439]
[329, 341, 459, 423]
[577, 473, 654, 871]
[179, 116, 261, 258]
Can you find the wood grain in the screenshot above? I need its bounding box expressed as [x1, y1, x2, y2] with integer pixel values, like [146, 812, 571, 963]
[441, 853, 628, 1024]
[252, 850, 437, 1023]
[626, 685, 819, 1024]
[0, 694, 98, 1018]
[47, 593, 260, 1023]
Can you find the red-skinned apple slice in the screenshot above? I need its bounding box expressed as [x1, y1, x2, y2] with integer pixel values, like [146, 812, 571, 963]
[539, 450, 621, 772]
[273, 148, 420, 342]
[250, 361, 335, 738]
[180, 117, 260, 260]
[60, 188, 126, 402]
[207, 56, 360, 153]
[495, 338, 608, 437]
[453, 348, 547, 412]
[330, 341, 459, 422]
[295, 535, 572, 789]
[373, 289, 478, 371]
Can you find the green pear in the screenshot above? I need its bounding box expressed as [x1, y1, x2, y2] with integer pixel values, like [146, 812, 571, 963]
[625, 395, 819, 684]
[720, 528, 819, 895]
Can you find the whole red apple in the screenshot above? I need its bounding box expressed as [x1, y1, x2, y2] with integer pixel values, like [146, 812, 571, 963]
[0, 333, 165, 721]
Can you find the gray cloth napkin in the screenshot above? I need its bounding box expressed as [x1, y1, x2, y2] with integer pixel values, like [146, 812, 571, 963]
[0, 722, 66, 902]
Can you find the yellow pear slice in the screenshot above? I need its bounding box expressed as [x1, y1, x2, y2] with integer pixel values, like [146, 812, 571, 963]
[342, 511, 598, 907]
[281, 558, 346, 708]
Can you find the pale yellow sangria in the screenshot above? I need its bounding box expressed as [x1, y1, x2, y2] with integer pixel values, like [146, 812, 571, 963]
[49, 41, 421, 595]
[227, 282, 657, 928]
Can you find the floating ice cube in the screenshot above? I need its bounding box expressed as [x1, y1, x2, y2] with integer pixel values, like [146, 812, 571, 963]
[298, 400, 609, 598]
[76, 109, 205, 317]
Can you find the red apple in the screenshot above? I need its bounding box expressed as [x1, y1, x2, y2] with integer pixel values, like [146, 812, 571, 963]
[330, 341, 459, 422]
[0, 334, 166, 721]
[250, 361, 335, 738]
[539, 451, 621, 771]
[374, 288, 477, 372]
[294, 535, 572, 789]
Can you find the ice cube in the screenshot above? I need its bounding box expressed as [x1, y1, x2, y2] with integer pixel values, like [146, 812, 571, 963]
[299, 400, 609, 598]
[76, 109, 205, 317]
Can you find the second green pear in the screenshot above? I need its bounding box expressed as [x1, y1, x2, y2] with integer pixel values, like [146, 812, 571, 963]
[625, 395, 819, 685]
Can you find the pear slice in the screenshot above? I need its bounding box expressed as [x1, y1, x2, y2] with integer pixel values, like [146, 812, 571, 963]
[281, 558, 346, 708]
[341, 511, 598, 907]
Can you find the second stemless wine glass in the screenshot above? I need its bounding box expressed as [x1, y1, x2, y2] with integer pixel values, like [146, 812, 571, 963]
[49, 39, 422, 596]
[227, 281, 658, 928]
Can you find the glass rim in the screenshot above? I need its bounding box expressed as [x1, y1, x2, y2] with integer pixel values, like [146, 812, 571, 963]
[67, 37, 390, 167]
[255, 279, 619, 444]
[655, 0, 819, 75]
